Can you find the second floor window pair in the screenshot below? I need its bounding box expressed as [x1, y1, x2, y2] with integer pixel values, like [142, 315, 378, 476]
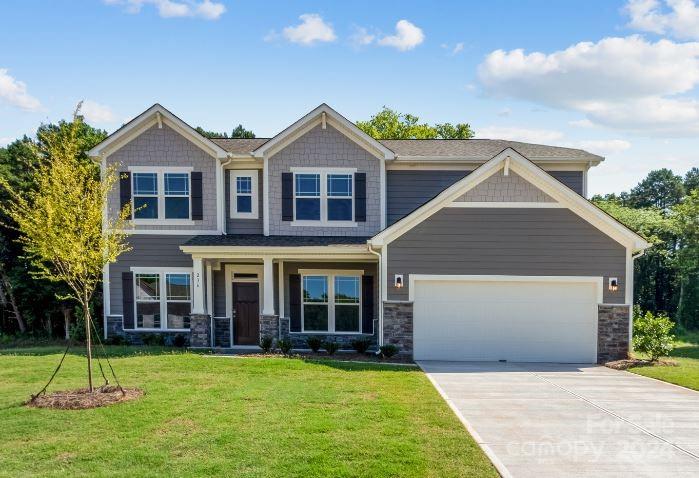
[295, 173, 353, 222]
[133, 172, 190, 220]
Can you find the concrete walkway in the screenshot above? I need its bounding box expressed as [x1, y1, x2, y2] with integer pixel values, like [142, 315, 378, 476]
[419, 361, 699, 478]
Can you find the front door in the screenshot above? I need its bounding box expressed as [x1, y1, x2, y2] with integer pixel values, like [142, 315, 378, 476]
[233, 282, 260, 345]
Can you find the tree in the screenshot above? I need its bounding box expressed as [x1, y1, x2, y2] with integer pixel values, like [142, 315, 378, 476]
[685, 167, 699, 194]
[0, 105, 131, 392]
[627, 169, 685, 210]
[673, 190, 699, 329]
[356, 107, 474, 139]
[195, 124, 256, 139]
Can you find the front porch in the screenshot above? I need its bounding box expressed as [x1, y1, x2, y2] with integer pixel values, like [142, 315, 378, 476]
[182, 237, 380, 351]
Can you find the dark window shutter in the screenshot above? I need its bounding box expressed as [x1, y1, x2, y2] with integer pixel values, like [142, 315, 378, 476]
[119, 172, 132, 219]
[289, 274, 301, 332]
[122, 271, 135, 330]
[355, 173, 366, 222]
[191, 171, 203, 220]
[282, 173, 293, 221]
[362, 275, 374, 334]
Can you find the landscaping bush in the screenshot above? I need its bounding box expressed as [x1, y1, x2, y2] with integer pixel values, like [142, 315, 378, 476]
[173, 334, 187, 348]
[306, 336, 322, 352]
[633, 307, 675, 361]
[379, 344, 399, 359]
[260, 336, 274, 353]
[141, 333, 165, 346]
[351, 338, 372, 354]
[277, 339, 293, 355]
[105, 334, 126, 346]
[323, 340, 340, 355]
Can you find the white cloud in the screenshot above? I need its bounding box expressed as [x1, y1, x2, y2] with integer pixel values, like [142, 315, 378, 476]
[0, 137, 13, 147]
[80, 100, 116, 124]
[625, 0, 699, 39]
[349, 26, 375, 48]
[282, 14, 336, 45]
[104, 0, 226, 20]
[476, 126, 564, 144]
[573, 139, 632, 156]
[441, 42, 464, 55]
[497, 107, 511, 117]
[0, 68, 41, 111]
[569, 118, 595, 128]
[477, 35, 699, 135]
[378, 20, 424, 51]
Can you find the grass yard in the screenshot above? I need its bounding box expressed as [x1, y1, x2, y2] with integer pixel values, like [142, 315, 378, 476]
[0, 346, 496, 478]
[630, 331, 699, 391]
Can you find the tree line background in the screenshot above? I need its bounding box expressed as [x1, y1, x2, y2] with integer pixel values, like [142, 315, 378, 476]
[0, 108, 697, 340]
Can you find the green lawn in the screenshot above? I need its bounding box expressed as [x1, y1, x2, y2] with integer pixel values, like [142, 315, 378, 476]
[630, 331, 699, 391]
[0, 346, 496, 478]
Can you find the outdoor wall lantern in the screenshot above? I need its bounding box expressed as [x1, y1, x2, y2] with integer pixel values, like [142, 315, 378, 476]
[609, 277, 619, 292]
[394, 274, 404, 288]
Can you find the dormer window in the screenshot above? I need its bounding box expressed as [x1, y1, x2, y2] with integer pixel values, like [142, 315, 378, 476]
[230, 170, 258, 219]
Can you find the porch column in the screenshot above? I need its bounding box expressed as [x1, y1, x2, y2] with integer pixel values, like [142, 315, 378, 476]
[192, 258, 205, 315]
[262, 256, 275, 316]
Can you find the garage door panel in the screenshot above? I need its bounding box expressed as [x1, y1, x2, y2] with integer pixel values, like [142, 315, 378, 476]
[413, 278, 598, 363]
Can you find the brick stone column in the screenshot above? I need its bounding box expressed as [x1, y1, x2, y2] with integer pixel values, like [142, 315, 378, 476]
[260, 314, 279, 343]
[597, 305, 631, 363]
[383, 301, 414, 355]
[189, 313, 211, 348]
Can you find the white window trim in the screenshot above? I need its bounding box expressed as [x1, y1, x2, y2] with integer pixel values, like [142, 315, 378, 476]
[131, 267, 193, 332]
[129, 167, 194, 225]
[290, 167, 358, 227]
[300, 270, 362, 334]
[230, 170, 259, 219]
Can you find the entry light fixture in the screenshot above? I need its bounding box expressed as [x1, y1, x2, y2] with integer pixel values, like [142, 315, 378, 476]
[394, 274, 404, 288]
[608, 277, 619, 292]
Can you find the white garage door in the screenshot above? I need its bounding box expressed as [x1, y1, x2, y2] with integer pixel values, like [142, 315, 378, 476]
[413, 277, 600, 363]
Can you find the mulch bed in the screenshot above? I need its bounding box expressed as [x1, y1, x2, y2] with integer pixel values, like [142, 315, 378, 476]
[225, 351, 414, 365]
[605, 358, 678, 370]
[27, 385, 144, 410]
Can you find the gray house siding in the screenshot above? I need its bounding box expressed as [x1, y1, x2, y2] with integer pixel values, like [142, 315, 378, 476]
[386, 208, 626, 304]
[106, 124, 218, 231]
[109, 235, 194, 315]
[213, 268, 226, 317]
[268, 124, 381, 236]
[386, 170, 584, 225]
[225, 169, 263, 234]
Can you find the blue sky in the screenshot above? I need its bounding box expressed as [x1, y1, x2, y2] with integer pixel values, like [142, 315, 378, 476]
[1, 0, 698, 195]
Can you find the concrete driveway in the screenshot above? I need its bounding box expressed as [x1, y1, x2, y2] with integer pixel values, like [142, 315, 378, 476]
[419, 361, 699, 478]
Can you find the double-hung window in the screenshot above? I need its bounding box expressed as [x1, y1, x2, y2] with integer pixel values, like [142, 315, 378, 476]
[134, 269, 192, 330]
[301, 271, 361, 333]
[131, 169, 191, 221]
[230, 170, 258, 219]
[293, 169, 355, 224]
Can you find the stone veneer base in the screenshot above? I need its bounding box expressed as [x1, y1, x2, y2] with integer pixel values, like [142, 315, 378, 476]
[597, 304, 631, 363]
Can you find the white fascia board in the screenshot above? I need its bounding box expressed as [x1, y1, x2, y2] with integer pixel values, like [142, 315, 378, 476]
[252, 103, 395, 160]
[88, 104, 229, 160]
[370, 148, 650, 251]
[179, 244, 376, 259]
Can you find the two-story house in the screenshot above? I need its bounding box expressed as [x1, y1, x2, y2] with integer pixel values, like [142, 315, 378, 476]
[90, 103, 649, 363]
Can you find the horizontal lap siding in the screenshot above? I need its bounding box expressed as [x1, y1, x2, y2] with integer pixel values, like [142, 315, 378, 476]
[387, 208, 626, 303]
[549, 171, 584, 195]
[109, 235, 194, 315]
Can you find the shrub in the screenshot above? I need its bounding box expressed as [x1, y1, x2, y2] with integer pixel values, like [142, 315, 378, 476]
[351, 338, 372, 354]
[173, 334, 187, 348]
[323, 340, 340, 355]
[306, 336, 322, 352]
[260, 335, 274, 353]
[379, 344, 399, 359]
[633, 308, 675, 361]
[141, 333, 165, 346]
[106, 334, 126, 346]
[277, 339, 293, 355]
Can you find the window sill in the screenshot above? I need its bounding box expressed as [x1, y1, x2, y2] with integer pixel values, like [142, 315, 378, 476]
[132, 219, 195, 226]
[230, 214, 259, 220]
[298, 331, 363, 335]
[131, 328, 191, 333]
[291, 221, 357, 228]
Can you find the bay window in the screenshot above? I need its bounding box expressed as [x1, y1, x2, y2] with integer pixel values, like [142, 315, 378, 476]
[301, 271, 361, 333]
[134, 269, 192, 330]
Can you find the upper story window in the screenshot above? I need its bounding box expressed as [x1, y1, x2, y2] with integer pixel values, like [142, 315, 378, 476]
[292, 168, 356, 225]
[230, 170, 259, 219]
[134, 269, 192, 330]
[131, 168, 191, 222]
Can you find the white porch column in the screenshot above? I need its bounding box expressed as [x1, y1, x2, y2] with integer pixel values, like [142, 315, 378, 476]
[262, 256, 275, 316]
[192, 258, 206, 314]
[205, 262, 213, 316]
[278, 261, 285, 318]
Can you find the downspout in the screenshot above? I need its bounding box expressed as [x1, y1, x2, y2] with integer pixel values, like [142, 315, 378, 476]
[368, 244, 383, 349]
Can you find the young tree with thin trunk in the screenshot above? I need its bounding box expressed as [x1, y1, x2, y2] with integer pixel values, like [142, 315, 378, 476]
[0, 105, 131, 392]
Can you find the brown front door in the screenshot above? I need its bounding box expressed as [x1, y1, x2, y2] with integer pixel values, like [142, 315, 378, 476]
[233, 282, 260, 345]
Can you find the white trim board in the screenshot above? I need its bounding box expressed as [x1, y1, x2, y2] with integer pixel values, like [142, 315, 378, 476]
[407, 274, 604, 304]
[447, 202, 563, 208]
[370, 148, 650, 252]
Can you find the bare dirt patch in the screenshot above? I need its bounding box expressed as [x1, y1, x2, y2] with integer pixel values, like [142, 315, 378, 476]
[27, 385, 143, 410]
[606, 358, 678, 370]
